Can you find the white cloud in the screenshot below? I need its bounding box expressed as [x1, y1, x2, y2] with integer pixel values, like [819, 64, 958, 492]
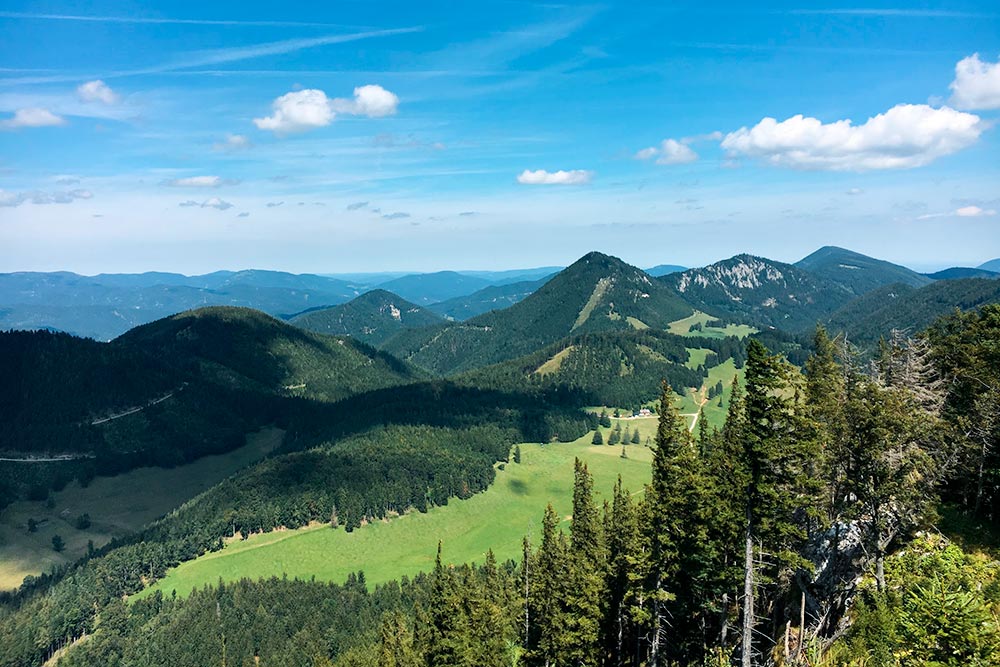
[213, 134, 251, 152]
[517, 169, 593, 185]
[0, 107, 66, 129]
[237, 211, 250, 218]
[331, 84, 399, 118]
[178, 198, 233, 210]
[382, 211, 410, 219]
[635, 133, 720, 164]
[721, 104, 984, 171]
[949, 53, 1000, 110]
[254, 89, 334, 133]
[956, 205, 996, 217]
[254, 85, 398, 134]
[164, 175, 235, 188]
[346, 201, 369, 210]
[846, 188, 864, 195]
[0, 188, 92, 206]
[656, 139, 699, 165]
[917, 205, 997, 220]
[76, 80, 119, 104]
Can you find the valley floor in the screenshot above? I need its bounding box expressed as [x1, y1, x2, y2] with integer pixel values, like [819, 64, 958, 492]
[0, 428, 284, 591]
[141, 432, 654, 598]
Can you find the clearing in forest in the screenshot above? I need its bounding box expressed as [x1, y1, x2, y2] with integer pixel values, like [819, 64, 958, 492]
[141, 434, 653, 599]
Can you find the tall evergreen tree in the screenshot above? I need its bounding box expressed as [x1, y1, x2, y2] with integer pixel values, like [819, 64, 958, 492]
[739, 340, 816, 667]
[641, 381, 715, 665]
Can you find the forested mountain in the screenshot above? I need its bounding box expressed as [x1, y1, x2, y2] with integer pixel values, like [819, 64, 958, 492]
[662, 253, 853, 331]
[0, 307, 423, 506]
[382, 252, 694, 375]
[290, 289, 444, 345]
[457, 328, 745, 408]
[924, 266, 998, 280]
[426, 277, 551, 320]
[458, 266, 563, 285]
[117, 307, 424, 400]
[7, 307, 1000, 667]
[0, 270, 362, 340]
[979, 258, 1000, 272]
[795, 245, 932, 295]
[644, 263, 687, 277]
[824, 277, 1000, 349]
[374, 271, 493, 305]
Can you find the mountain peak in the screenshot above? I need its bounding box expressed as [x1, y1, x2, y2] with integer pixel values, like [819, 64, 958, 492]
[795, 246, 930, 294]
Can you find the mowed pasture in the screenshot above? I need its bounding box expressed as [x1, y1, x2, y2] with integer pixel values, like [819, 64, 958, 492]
[668, 310, 756, 339]
[0, 428, 284, 591]
[142, 434, 654, 599]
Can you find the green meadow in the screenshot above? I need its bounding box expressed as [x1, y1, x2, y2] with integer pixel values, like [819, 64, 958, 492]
[0, 428, 283, 591]
[667, 310, 757, 339]
[142, 433, 653, 599]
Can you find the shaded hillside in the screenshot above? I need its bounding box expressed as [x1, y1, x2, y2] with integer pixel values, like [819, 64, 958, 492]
[826, 278, 1000, 347]
[824, 278, 1000, 349]
[925, 267, 999, 280]
[291, 289, 444, 345]
[118, 307, 424, 401]
[0, 307, 423, 505]
[980, 258, 1000, 272]
[644, 264, 687, 277]
[0, 270, 362, 340]
[795, 246, 931, 295]
[662, 254, 852, 331]
[426, 277, 550, 320]
[383, 252, 694, 375]
[458, 329, 747, 408]
[374, 271, 493, 305]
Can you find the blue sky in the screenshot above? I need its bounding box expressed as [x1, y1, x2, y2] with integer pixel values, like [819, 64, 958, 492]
[1, 1, 998, 273]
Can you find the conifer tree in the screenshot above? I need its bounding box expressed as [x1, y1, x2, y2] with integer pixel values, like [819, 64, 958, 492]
[564, 459, 605, 665]
[641, 380, 715, 665]
[738, 340, 818, 667]
[592, 429, 604, 445]
[527, 504, 572, 666]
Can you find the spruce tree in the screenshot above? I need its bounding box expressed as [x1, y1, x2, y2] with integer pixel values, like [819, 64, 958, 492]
[565, 459, 605, 665]
[738, 340, 818, 667]
[592, 429, 604, 445]
[641, 380, 715, 665]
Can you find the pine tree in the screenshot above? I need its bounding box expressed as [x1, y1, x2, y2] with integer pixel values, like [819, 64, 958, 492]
[631, 429, 641, 445]
[605, 476, 642, 667]
[527, 504, 572, 666]
[844, 381, 935, 591]
[592, 429, 604, 445]
[641, 380, 716, 665]
[564, 459, 605, 665]
[738, 340, 818, 667]
[513, 445, 522, 464]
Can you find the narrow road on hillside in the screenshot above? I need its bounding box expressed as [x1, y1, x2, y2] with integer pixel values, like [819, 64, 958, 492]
[0, 454, 96, 462]
[90, 391, 175, 425]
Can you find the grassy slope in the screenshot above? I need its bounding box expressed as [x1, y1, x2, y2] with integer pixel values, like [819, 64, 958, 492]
[667, 310, 757, 339]
[0, 428, 284, 590]
[143, 433, 653, 598]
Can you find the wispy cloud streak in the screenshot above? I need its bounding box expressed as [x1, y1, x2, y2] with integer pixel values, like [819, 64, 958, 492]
[0, 11, 371, 28]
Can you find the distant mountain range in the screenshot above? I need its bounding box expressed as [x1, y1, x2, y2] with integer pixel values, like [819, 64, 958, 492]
[795, 246, 932, 294]
[426, 277, 554, 320]
[4, 247, 999, 346]
[644, 264, 687, 277]
[924, 267, 999, 280]
[381, 252, 694, 375]
[979, 258, 1000, 273]
[291, 289, 444, 346]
